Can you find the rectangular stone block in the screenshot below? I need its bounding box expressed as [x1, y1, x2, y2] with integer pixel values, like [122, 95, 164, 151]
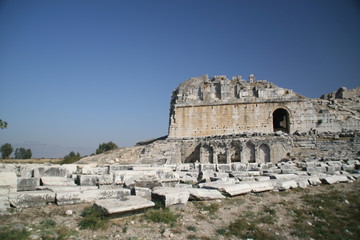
[0, 196, 10, 214]
[187, 188, 225, 200]
[152, 187, 189, 207]
[17, 178, 39, 191]
[36, 166, 68, 177]
[0, 171, 17, 195]
[200, 182, 252, 196]
[55, 188, 131, 205]
[41, 177, 76, 186]
[275, 180, 298, 191]
[248, 181, 274, 192]
[94, 196, 155, 215]
[9, 190, 55, 208]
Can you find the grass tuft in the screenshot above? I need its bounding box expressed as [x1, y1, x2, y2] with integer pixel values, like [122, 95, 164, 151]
[78, 206, 108, 230]
[144, 208, 178, 226]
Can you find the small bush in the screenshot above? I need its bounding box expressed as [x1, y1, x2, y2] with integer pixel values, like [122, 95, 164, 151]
[144, 208, 178, 226]
[0, 226, 29, 240]
[193, 202, 219, 215]
[187, 225, 197, 232]
[78, 206, 108, 230]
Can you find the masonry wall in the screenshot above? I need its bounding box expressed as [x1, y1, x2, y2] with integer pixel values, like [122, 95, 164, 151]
[169, 100, 316, 138]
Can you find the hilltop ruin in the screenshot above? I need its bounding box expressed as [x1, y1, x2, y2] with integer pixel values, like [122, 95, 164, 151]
[79, 74, 360, 165]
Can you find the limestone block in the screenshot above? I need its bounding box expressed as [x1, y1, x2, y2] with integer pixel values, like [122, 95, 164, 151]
[156, 170, 180, 182]
[342, 164, 355, 172]
[109, 165, 132, 172]
[178, 172, 198, 184]
[131, 187, 152, 198]
[275, 180, 298, 191]
[247, 171, 261, 176]
[255, 176, 271, 182]
[248, 181, 274, 192]
[61, 164, 78, 175]
[97, 174, 113, 185]
[200, 182, 252, 196]
[199, 164, 216, 171]
[55, 188, 130, 205]
[9, 190, 55, 208]
[247, 163, 260, 171]
[198, 170, 215, 182]
[320, 175, 349, 185]
[175, 164, 191, 171]
[0, 171, 17, 195]
[187, 188, 225, 200]
[82, 166, 109, 175]
[77, 175, 97, 186]
[41, 177, 76, 186]
[94, 196, 155, 215]
[152, 187, 190, 207]
[267, 174, 298, 180]
[307, 176, 322, 186]
[17, 178, 39, 191]
[36, 166, 68, 177]
[37, 185, 98, 192]
[231, 163, 246, 171]
[296, 178, 310, 188]
[217, 164, 231, 172]
[0, 196, 10, 214]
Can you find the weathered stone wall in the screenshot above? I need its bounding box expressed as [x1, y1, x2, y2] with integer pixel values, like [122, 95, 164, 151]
[169, 100, 316, 138]
[169, 74, 360, 138]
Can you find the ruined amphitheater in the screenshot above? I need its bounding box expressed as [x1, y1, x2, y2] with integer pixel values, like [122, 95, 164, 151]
[1, 74, 360, 216]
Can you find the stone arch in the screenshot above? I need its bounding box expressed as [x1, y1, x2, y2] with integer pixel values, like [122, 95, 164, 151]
[184, 145, 200, 163]
[230, 143, 241, 162]
[202, 145, 214, 163]
[258, 144, 270, 163]
[245, 142, 255, 163]
[273, 108, 290, 133]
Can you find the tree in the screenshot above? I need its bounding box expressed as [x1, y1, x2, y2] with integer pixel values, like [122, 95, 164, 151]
[0, 119, 8, 129]
[96, 141, 118, 154]
[1, 143, 13, 159]
[62, 151, 81, 164]
[14, 148, 32, 159]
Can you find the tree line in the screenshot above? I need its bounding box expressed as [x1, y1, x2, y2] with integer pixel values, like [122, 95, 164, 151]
[0, 143, 32, 159]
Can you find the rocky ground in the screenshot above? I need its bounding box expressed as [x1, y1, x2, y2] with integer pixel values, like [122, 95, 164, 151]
[1, 179, 359, 240]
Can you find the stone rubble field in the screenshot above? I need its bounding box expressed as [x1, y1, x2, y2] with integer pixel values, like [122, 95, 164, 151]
[1, 160, 360, 240]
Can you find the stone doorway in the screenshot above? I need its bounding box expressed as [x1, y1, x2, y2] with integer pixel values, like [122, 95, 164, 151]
[273, 108, 290, 133]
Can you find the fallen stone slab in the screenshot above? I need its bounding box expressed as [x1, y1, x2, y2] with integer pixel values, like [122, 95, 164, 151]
[41, 177, 76, 186]
[37, 185, 98, 192]
[17, 178, 39, 191]
[131, 187, 152, 198]
[295, 178, 310, 188]
[187, 188, 225, 200]
[0, 196, 10, 214]
[307, 176, 322, 186]
[94, 196, 155, 215]
[55, 188, 131, 205]
[35, 166, 68, 178]
[0, 171, 17, 195]
[275, 180, 298, 191]
[255, 176, 271, 182]
[321, 175, 349, 185]
[77, 174, 114, 186]
[152, 187, 189, 207]
[248, 181, 274, 192]
[266, 174, 298, 180]
[9, 190, 56, 208]
[200, 182, 252, 196]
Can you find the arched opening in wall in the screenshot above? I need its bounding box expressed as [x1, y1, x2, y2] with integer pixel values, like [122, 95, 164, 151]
[184, 145, 200, 163]
[259, 144, 270, 163]
[231, 147, 241, 162]
[245, 142, 255, 163]
[203, 146, 214, 163]
[218, 153, 227, 164]
[273, 108, 290, 133]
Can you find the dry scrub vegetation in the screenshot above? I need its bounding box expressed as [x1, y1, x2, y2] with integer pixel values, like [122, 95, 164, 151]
[1, 180, 359, 240]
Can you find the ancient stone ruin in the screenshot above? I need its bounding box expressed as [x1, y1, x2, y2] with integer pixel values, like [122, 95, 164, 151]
[1, 73, 359, 216]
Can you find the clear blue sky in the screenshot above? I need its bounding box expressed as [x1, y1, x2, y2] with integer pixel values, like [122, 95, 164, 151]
[1, 0, 359, 158]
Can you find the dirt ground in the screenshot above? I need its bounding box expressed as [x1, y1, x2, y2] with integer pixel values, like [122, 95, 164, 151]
[1, 179, 359, 240]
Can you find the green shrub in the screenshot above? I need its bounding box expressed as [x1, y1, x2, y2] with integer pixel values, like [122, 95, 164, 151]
[144, 208, 178, 226]
[193, 202, 219, 214]
[0, 226, 29, 240]
[187, 225, 197, 232]
[78, 206, 108, 230]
